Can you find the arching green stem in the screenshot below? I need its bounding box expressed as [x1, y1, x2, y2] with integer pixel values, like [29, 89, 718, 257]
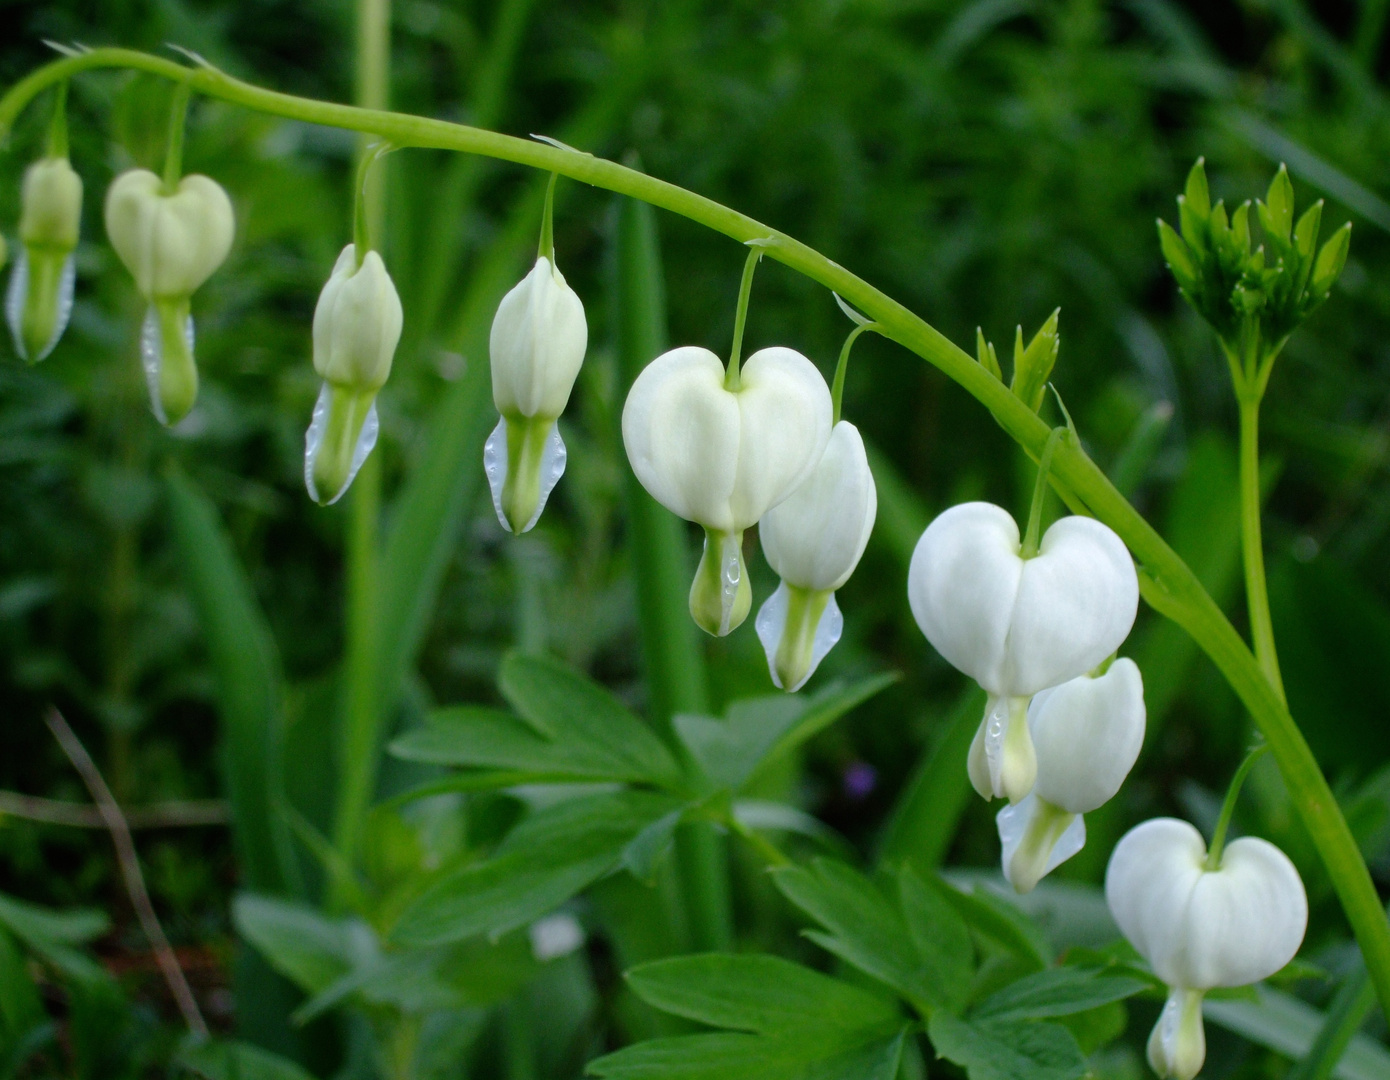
[352, 141, 391, 265]
[4, 49, 1390, 1024]
[45, 79, 68, 159]
[1206, 742, 1270, 870]
[161, 81, 191, 192]
[725, 245, 762, 391]
[538, 171, 558, 263]
[831, 321, 877, 425]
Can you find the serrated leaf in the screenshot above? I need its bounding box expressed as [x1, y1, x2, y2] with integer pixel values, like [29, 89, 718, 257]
[927, 1012, 1086, 1080]
[899, 867, 974, 1011]
[232, 894, 366, 995]
[497, 652, 683, 788]
[178, 1040, 320, 1080]
[627, 954, 900, 1035]
[772, 859, 935, 1011]
[939, 882, 1050, 970]
[973, 967, 1147, 1022]
[675, 674, 897, 792]
[393, 791, 679, 946]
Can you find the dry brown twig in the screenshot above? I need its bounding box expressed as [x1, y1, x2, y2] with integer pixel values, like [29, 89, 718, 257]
[0, 791, 228, 829]
[44, 706, 209, 1039]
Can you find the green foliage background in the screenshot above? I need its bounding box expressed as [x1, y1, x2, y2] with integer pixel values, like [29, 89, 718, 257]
[0, 1, 1388, 1078]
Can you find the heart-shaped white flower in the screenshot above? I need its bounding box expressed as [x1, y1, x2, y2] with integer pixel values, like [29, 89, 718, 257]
[909, 501, 1139, 802]
[1106, 817, 1308, 1079]
[104, 169, 235, 425]
[756, 419, 876, 690]
[994, 659, 1145, 892]
[623, 344, 832, 635]
[105, 169, 234, 301]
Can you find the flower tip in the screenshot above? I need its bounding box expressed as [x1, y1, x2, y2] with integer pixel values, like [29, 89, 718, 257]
[690, 529, 751, 636]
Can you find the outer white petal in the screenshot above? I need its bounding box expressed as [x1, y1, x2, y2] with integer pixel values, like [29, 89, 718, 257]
[104, 169, 234, 300]
[1030, 658, 1145, 813]
[312, 245, 403, 390]
[490, 255, 588, 418]
[1105, 818, 1308, 990]
[622, 346, 740, 528]
[907, 502, 1022, 694]
[1106, 818, 1207, 987]
[760, 420, 877, 591]
[1006, 516, 1139, 694]
[1181, 836, 1308, 989]
[729, 346, 833, 525]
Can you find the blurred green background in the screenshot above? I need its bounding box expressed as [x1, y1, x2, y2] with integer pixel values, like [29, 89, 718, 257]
[1, 0, 1389, 1077]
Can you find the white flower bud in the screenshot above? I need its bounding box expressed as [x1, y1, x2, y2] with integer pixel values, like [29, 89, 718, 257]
[756, 420, 876, 690]
[908, 502, 1138, 802]
[1106, 818, 1308, 1080]
[304, 244, 403, 506]
[484, 256, 588, 535]
[623, 344, 832, 636]
[994, 659, 1146, 892]
[6, 156, 82, 363]
[104, 170, 234, 301]
[104, 169, 235, 425]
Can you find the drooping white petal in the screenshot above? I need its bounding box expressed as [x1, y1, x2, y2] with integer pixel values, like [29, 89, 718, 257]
[1105, 817, 1307, 990]
[484, 415, 567, 533]
[761, 420, 877, 592]
[304, 381, 380, 505]
[1029, 658, 1145, 813]
[908, 502, 1023, 693]
[490, 255, 588, 419]
[140, 303, 194, 425]
[997, 792, 1086, 893]
[755, 581, 843, 691]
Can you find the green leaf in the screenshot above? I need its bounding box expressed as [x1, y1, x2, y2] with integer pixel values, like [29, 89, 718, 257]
[1183, 157, 1210, 219]
[587, 1029, 908, 1080]
[772, 859, 935, 1011]
[0, 927, 44, 1043]
[939, 881, 1050, 970]
[973, 967, 1147, 1022]
[232, 894, 361, 995]
[177, 1039, 320, 1080]
[898, 867, 974, 1012]
[0, 892, 107, 946]
[1294, 200, 1323, 261]
[1205, 984, 1390, 1080]
[1157, 219, 1198, 290]
[498, 652, 683, 789]
[675, 674, 897, 792]
[626, 954, 900, 1035]
[166, 466, 296, 896]
[393, 790, 680, 946]
[927, 1012, 1086, 1080]
[1311, 222, 1351, 295]
[1263, 163, 1294, 242]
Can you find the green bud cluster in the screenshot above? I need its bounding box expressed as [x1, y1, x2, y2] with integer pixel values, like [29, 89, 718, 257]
[975, 309, 1060, 415]
[1157, 159, 1350, 371]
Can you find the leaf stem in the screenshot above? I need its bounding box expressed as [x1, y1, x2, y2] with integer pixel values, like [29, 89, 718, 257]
[1021, 426, 1066, 558]
[831, 322, 876, 425]
[1238, 393, 1286, 701]
[725, 245, 762, 391]
[5, 48, 1390, 1023]
[45, 79, 67, 159]
[1205, 742, 1269, 870]
[538, 171, 557, 263]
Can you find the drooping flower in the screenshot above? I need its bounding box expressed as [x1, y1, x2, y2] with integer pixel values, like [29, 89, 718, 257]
[484, 254, 588, 534]
[1106, 818, 1308, 1080]
[996, 658, 1145, 892]
[623, 345, 832, 636]
[756, 419, 876, 690]
[304, 243, 403, 505]
[907, 502, 1138, 802]
[104, 169, 235, 424]
[7, 155, 83, 363]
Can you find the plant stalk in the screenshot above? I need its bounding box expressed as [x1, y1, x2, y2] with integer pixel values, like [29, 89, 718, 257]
[1238, 394, 1286, 702]
[5, 49, 1389, 1021]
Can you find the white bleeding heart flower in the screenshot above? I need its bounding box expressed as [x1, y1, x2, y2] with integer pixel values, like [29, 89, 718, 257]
[1106, 818, 1308, 1080]
[623, 344, 832, 636]
[756, 420, 876, 690]
[485, 255, 588, 534]
[908, 502, 1138, 803]
[996, 658, 1145, 892]
[7, 155, 83, 363]
[104, 168, 235, 424]
[304, 243, 403, 505]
